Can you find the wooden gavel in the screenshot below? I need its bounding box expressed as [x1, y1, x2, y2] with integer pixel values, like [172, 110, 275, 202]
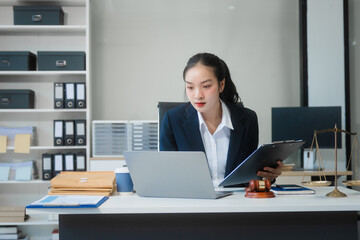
[245, 179, 275, 198]
[248, 179, 272, 192]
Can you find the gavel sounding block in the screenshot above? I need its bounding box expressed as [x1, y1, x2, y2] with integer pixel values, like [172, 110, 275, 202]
[245, 179, 275, 198]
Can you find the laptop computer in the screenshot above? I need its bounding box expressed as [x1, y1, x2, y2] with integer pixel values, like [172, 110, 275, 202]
[123, 151, 232, 199]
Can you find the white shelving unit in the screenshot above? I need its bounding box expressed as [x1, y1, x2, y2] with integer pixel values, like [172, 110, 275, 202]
[0, 0, 90, 239]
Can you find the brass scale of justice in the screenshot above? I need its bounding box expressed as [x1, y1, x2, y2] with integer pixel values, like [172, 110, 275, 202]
[245, 124, 359, 198]
[300, 124, 360, 197]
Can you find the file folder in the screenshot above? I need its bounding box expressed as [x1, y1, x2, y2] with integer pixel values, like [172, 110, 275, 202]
[75, 152, 86, 171]
[53, 153, 64, 176]
[64, 120, 75, 146]
[64, 83, 75, 108]
[75, 120, 86, 146]
[42, 153, 53, 180]
[64, 153, 75, 171]
[48, 171, 115, 196]
[53, 120, 64, 146]
[54, 83, 64, 109]
[75, 83, 86, 108]
[26, 195, 109, 208]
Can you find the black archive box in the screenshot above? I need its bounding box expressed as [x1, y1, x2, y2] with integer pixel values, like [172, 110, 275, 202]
[38, 51, 86, 71]
[13, 6, 64, 25]
[0, 90, 35, 109]
[0, 51, 36, 71]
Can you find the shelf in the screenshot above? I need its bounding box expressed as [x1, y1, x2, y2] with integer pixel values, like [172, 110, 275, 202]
[0, 0, 89, 235]
[6, 146, 87, 150]
[0, 0, 86, 7]
[0, 215, 58, 226]
[0, 71, 86, 76]
[0, 25, 86, 34]
[281, 170, 353, 176]
[0, 109, 87, 113]
[0, 180, 51, 184]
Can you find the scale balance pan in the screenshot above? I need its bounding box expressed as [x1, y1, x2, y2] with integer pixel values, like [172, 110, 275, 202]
[301, 181, 332, 187]
[342, 180, 360, 186]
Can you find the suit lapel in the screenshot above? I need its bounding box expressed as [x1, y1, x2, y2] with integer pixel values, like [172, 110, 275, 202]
[225, 105, 245, 176]
[182, 105, 205, 152]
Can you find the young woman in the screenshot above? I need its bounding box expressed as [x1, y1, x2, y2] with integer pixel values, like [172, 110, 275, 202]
[160, 53, 282, 186]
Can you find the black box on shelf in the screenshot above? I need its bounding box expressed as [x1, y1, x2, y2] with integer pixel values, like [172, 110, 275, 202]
[0, 89, 35, 109]
[13, 6, 64, 25]
[0, 51, 36, 71]
[38, 51, 86, 71]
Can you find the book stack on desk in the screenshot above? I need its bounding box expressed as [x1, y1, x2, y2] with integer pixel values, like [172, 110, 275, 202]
[48, 171, 116, 196]
[0, 206, 26, 222]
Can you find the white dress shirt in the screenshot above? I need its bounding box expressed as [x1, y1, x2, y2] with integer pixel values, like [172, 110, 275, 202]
[198, 100, 233, 186]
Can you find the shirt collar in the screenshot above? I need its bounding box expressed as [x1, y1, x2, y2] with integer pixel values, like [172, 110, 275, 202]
[198, 100, 234, 132]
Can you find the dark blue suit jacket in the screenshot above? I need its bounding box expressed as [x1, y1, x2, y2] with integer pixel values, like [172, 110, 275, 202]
[160, 102, 259, 176]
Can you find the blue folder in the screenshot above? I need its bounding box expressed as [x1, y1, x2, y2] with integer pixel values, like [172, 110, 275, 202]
[26, 195, 109, 208]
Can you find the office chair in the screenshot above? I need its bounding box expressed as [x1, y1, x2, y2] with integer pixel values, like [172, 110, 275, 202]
[157, 102, 185, 138]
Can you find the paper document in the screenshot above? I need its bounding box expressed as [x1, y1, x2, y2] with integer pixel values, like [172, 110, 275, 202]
[14, 134, 31, 153]
[0, 166, 10, 181]
[0, 161, 37, 181]
[26, 195, 109, 208]
[0, 126, 36, 147]
[0, 135, 7, 153]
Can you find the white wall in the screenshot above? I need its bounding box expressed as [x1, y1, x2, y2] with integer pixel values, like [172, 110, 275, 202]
[90, 0, 300, 145]
[307, 0, 346, 171]
[308, 0, 345, 108]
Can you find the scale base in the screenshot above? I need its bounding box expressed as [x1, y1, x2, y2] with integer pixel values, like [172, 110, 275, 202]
[326, 188, 347, 198]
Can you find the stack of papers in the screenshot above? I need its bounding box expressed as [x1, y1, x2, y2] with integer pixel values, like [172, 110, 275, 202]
[49, 171, 116, 196]
[0, 126, 37, 146]
[0, 161, 39, 181]
[26, 195, 108, 208]
[0, 206, 26, 222]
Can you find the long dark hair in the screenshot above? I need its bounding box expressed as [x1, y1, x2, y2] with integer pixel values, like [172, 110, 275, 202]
[183, 53, 240, 105]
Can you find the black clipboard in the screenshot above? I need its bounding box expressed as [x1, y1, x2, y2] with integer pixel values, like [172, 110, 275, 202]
[219, 140, 305, 187]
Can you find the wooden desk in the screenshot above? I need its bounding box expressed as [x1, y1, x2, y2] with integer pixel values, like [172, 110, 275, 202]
[26, 187, 360, 239]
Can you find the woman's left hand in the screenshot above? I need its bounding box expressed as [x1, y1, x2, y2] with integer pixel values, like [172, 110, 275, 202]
[256, 160, 284, 181]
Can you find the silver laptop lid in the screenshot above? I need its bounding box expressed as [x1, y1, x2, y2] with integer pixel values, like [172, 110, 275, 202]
[123, 151, 229, 199]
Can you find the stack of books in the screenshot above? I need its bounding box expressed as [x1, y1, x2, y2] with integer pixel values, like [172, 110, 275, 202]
[0, 226, 28, 239]
[0, 206, 26, 222]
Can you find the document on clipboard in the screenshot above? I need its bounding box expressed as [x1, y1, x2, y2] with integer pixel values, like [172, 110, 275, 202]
[219, 140, 305, 187]
[26, 195, 108, 208]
